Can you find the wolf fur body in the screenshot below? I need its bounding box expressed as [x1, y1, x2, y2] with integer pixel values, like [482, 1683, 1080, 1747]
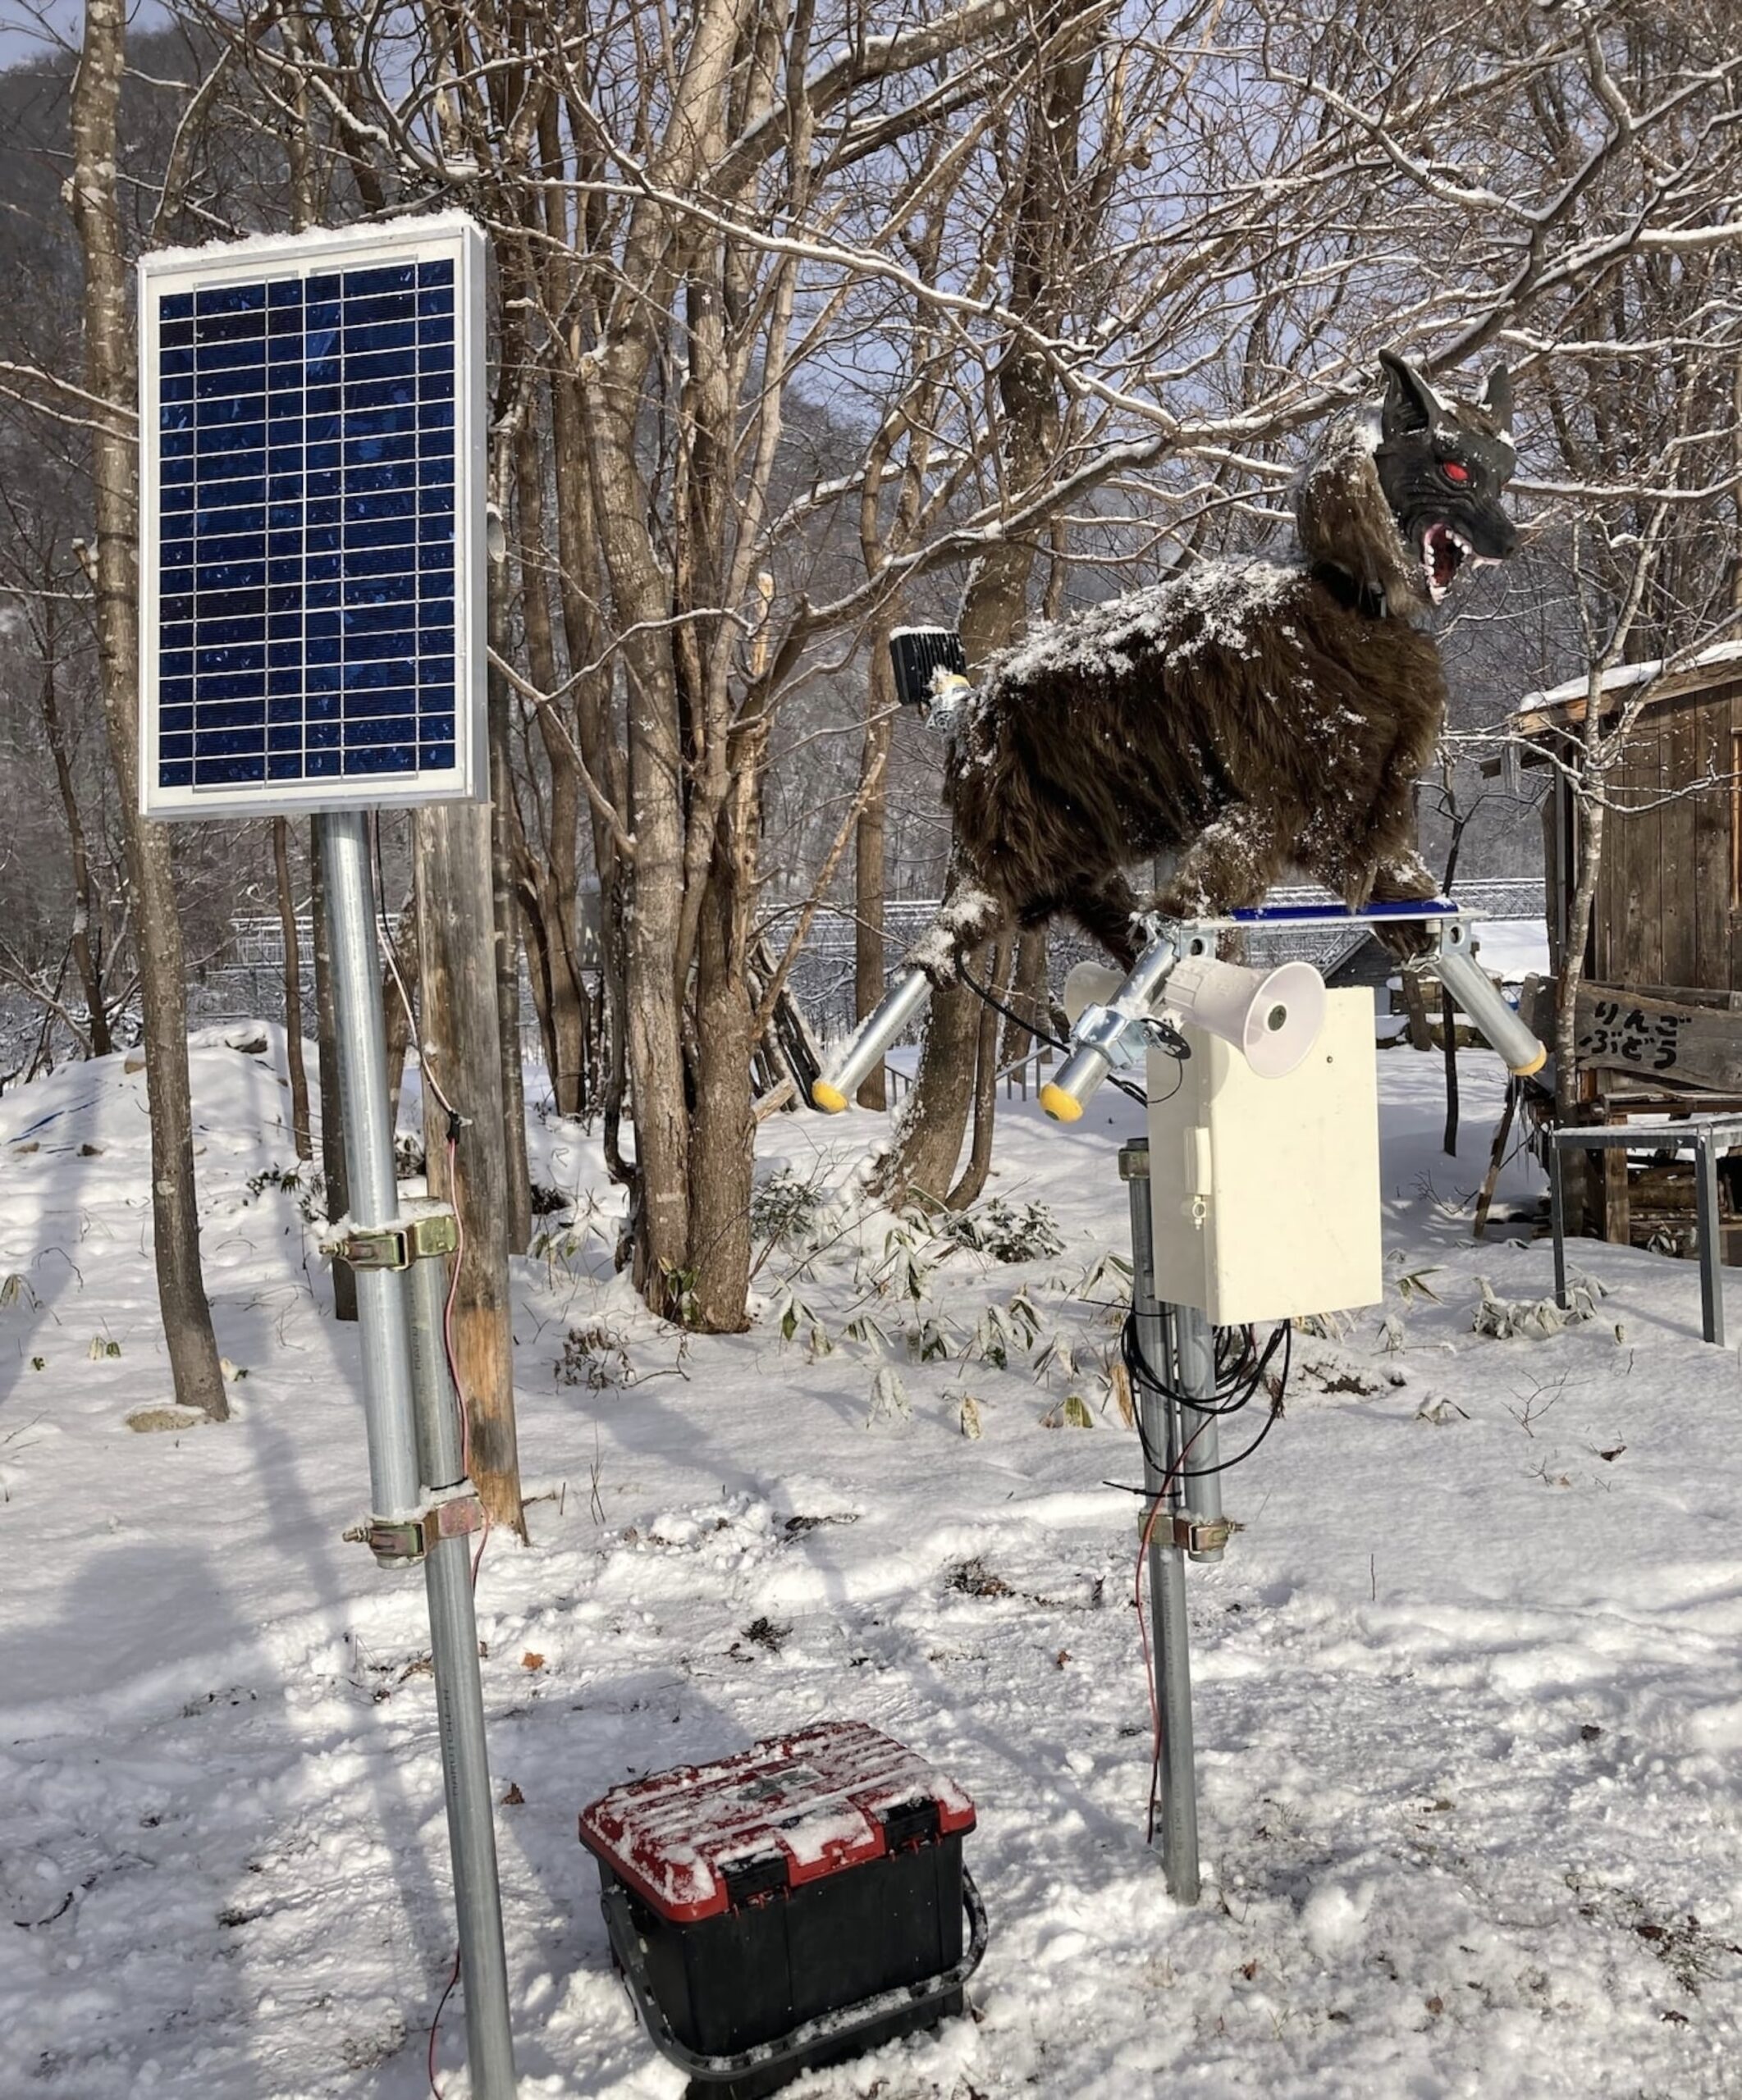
[912, 358, 1516, 979]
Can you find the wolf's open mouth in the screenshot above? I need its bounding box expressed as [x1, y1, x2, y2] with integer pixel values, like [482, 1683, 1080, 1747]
[1420, 523, 1500, 603]
[1422, 523, 1467, 603]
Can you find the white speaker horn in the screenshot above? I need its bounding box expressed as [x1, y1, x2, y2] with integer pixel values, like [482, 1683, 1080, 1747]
[1062, 961, 1123, 1027]
[1159, 956, 1325, 1079]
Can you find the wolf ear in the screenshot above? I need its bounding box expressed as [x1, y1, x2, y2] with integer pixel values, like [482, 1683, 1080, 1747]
[1379, 350, 1438, 441]
[1478, 363, 1513, 435]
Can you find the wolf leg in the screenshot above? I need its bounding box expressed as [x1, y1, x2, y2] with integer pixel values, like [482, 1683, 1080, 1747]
[1301, 842, 1438, 958]
[901, 874, 1008, 985]
[1148, 811, 1285, 922]
[1365, 856, 1443, 959]
[1060, 874, 1145, 970]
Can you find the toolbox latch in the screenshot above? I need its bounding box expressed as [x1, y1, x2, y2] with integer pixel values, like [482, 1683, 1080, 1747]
[721, 1851, 789, 1907]
[878, 1796, 941, 1852]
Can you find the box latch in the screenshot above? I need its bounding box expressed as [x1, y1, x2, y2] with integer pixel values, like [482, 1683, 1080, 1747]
[878, 1796, 941, 1853]
[721, 1851, 789, 1908]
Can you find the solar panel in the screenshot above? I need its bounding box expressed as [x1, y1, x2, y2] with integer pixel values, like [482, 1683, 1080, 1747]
[138, 216, 487, 819]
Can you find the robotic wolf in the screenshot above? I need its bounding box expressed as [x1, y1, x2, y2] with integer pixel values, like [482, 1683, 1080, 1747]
[912, 352, 1517, 980]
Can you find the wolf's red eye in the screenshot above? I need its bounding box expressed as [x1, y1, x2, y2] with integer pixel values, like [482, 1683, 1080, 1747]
[1441, 459, 1471, 484]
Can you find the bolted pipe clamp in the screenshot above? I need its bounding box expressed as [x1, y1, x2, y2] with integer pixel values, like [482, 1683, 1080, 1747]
[345, 1486, 484, 1564]
[323, 1207, 460, 1271]
[1141, 1506, 1234, 1558]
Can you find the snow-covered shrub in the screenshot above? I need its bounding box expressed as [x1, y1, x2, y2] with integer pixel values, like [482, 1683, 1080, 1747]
[944, 1198, 1066, 1263]
[1470, 1271, 1607, 1341]
[749, 1166, 830, 1252]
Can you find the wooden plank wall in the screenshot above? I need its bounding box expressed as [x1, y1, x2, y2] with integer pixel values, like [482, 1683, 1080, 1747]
[1592, 683, 1739, 999]
[1691, 700, 1730, 988]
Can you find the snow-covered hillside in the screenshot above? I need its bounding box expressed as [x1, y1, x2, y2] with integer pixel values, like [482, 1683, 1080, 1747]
[2, 1034, 1740, 2098]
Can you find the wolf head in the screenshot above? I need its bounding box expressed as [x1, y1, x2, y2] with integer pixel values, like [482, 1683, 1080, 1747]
[1373, 350, 1517, 605]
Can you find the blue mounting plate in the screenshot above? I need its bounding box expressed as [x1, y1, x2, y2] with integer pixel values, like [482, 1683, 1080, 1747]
[1220, 897, 1461, 930]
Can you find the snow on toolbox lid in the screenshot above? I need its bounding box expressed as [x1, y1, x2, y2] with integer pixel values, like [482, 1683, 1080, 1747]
[578, 1719, 976, 1924]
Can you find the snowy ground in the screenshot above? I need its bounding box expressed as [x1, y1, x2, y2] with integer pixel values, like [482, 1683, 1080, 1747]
[2, 1027, 1740, 2100]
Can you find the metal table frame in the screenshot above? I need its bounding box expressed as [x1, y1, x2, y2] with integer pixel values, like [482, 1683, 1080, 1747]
[1548, 1116, 1742, 1346]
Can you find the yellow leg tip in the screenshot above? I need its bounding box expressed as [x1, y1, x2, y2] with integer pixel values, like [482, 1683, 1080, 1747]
[1509, 1046, 1548, 1078]
[811, 1080, 848, 1113]
[1040, 1082, 1084, 1124]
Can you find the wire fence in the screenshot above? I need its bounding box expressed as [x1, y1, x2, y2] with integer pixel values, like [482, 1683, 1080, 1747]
[3, 877, 1545, 1088]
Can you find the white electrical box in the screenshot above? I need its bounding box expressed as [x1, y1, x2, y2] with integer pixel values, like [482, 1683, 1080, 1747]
[1146, 988, 1383, 1324]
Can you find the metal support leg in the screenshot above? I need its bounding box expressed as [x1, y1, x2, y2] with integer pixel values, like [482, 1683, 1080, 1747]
[1171, 1304, 1224, 1562]
[1549, 1141, 1567, 1312]
[322, 814, 518, 2099]
[1120, 1141, 1200, 1905]
[1695, 1134, 1724, 1348]
[812, 970, 930, 1111]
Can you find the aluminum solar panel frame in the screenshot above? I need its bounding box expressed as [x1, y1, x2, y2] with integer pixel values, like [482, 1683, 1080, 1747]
[138, 214, 487, 819]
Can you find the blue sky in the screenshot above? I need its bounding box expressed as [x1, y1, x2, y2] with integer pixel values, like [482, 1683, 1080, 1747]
[0, 1, 169, 70]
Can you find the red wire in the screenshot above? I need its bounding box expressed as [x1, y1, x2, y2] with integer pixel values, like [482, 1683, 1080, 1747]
[441, 1134, 471, 1478]
[427, 1947, 462, 2098]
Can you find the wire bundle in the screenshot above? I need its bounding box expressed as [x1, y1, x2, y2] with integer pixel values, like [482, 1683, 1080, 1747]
[1119, 1313, 1291, 1483]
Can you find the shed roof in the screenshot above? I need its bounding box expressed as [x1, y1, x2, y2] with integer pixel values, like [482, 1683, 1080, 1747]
[1512, 638, 1742, 736]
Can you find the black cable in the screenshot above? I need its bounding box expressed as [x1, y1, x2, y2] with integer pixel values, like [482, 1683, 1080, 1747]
[1120, 1311, 1290, 1481]
[1122, 1311, 1287, 1414]
[956, 961, 1186, 1109]
[957, 959, 1071, 1057]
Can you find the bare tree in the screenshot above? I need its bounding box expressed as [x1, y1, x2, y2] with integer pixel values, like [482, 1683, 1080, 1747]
[270, 819, 312, 1160]
[67, 0, 226, 1419]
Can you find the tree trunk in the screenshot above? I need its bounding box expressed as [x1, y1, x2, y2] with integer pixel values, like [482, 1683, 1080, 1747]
[882, 1, 1097, 1206]
[686, 871, 755, 1330]
[488, 590, 533, 1253]
[1556, 789, 1601, 1123]
[272, 819, 313, 1162]
[948, 931, 1013, 1210]
[70, 0, 226, 1420]
[39, 612, 112, 1058]
[510, 412, 591, 1118]
[853, 639, 896, 1110]
[414, 804, 526, 1538]
[311, 825, 357, 1322]
[879, 876, 990, 1212]
[1000, 924, 1049, 1069]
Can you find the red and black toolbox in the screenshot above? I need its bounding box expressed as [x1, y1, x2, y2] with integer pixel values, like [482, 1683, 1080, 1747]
[579, 1720, 985, 2098]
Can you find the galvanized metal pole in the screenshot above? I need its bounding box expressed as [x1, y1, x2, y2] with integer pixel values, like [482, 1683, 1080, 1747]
[407, 1234, 517, 2099]
[319, 811, 421, 1522]
[1172, 1303, 1225, 1563]
[1120, 1139, 1200, 1904]
[1548, 1138, 1568, 1311]
[1695, 1130, 1723, 1347]
[320, 813, 518, 2098]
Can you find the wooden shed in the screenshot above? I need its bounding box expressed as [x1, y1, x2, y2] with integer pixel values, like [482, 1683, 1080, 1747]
[1513, 639, 1742, 1256]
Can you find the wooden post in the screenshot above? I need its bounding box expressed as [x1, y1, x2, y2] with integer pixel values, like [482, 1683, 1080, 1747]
[1602, 1139, 1631, 1248]
[414, 805, 526, 1537]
